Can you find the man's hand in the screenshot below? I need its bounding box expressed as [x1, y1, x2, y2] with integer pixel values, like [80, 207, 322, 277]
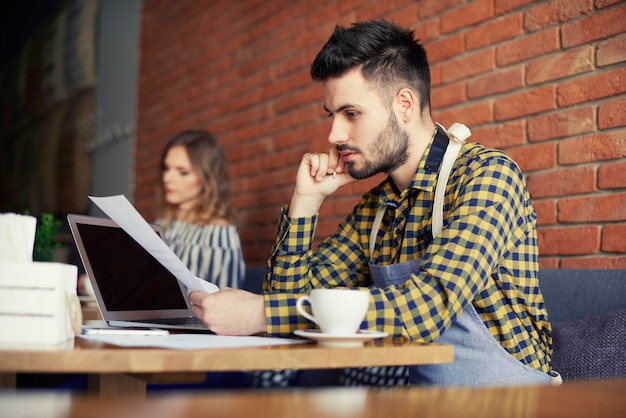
[289, 147, 356, 217]
[189, 288, 266, 335]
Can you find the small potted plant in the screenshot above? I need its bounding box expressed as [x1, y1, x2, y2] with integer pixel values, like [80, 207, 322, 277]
[33, 213, 62, 262]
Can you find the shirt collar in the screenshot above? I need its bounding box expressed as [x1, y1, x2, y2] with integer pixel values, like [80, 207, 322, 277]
[378, 125, 450, 205]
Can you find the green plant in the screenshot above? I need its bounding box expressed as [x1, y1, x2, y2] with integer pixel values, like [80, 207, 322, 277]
[33, 213, 62, 262]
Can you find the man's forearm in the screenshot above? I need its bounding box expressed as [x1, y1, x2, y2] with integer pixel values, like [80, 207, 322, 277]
[288, 192, 325, 217]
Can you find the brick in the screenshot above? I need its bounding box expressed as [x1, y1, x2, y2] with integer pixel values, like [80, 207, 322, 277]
[356, 0, 393, 21]
[306, 2, 340, 30]
[599, 97, 626, 129]
[431, 63, 443, 87]
[558, 129, 626, 164]
[425, 33, 465, 64]
[275, 84, 322, 114]
[597, 33, 626, 67]
[495, 0, 540, 14]
[467, 65, 524, 99]
[441, 0, 494, 33]
[533, 199, 557, 226]
[470, 120, 526, 150]
[383, 4, 420, 28]
[338, 0, 368, 14]
[527, 106, 596, 142]
[526, 45, 594, 85]
[602, 223, 626, 252]
[414, 17, 441, 43]
[560, 256, 626, 269]
[466, 13, 524, 50]
[558, 193, 626, 222]
[597, 0, 626, 7]
[526, 165, 596, 199]
[434, 100, 493, 127]
[561, 4, 626, 48]
[495, 85, 557, 121]
[599, 160, 626, 189]
[418, 0, 465, 19]
[507, 142, 557, 172]
[441, 48, 495, 83]
[524, 0, 593, 32]
[431, 81, 468, 108]
[537, 226, 600, 255]
[557, 67, 626, 107]
[496, 28, 560, 66]
[538, 257, 559, 269]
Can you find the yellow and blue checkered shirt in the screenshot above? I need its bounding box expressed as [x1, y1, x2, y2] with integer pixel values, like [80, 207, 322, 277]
[264, 128, 552, 373]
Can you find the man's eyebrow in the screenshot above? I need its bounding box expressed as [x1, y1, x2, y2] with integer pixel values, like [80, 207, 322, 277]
[323, 103, 356, 114]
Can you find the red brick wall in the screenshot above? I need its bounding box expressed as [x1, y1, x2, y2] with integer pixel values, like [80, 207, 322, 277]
[136, 0, 626, 268]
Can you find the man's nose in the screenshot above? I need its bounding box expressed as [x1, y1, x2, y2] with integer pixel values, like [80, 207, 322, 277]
[328, 119, 348, 144]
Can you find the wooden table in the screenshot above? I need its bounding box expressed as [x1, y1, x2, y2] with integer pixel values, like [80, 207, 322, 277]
[0, 336, 452, 398]
[1, 378, 624, 418]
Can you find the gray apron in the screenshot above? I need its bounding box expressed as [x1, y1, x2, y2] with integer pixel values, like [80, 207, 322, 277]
[366, 124, 557, 386]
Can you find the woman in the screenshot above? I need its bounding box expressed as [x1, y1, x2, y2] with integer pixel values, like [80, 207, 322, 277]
[158, 132, 297, 388]
[157, 130, 244, 289]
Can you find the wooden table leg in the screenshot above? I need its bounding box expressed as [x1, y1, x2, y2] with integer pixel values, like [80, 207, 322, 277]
[88, 373, 146, 398]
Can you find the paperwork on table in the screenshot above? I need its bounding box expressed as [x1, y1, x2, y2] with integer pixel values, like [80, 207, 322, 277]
[79, 333, 307, 349]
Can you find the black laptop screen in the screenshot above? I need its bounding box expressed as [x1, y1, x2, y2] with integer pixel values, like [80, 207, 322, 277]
[77, 223, 189, 311]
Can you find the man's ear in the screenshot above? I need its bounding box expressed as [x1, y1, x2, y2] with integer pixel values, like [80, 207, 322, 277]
[396, 88, 417, 123]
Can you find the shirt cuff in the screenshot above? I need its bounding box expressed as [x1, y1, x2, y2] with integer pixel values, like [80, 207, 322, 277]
[273, 204, 318, 255]
[264, 292, 309, 336]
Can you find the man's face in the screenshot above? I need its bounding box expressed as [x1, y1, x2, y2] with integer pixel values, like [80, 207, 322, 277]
[323, 69, 409, 179]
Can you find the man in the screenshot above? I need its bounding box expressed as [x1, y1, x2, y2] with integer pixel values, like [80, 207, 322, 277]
[190, 20, 557, 386]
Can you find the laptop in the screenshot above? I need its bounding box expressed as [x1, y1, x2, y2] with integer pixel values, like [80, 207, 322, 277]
[67, 213, 211, 331]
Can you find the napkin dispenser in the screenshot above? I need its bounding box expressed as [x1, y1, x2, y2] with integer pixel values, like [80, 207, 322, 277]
[0, 262, 81, 346]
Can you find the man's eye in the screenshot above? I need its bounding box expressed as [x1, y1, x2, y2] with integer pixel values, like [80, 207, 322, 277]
[346, 111, 358, 118]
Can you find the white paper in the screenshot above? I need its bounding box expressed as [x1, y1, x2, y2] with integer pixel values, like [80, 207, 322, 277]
[89, 195, 218, 294]
[0, 213, 37, 262]
[78, 333, 308, 349]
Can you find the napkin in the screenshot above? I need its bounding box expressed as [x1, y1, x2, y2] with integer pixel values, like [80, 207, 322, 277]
[0, 213, 37, 263]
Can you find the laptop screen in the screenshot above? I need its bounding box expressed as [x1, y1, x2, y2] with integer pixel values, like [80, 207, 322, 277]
[75, 222, 189, 311]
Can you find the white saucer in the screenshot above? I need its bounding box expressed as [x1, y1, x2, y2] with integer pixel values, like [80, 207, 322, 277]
[294, 329, 388, 347]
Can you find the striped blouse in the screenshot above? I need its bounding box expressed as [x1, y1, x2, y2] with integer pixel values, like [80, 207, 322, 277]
[160, 220, 245, 289]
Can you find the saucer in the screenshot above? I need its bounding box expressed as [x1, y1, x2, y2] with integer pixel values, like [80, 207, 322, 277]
[294, 329, 388, 347]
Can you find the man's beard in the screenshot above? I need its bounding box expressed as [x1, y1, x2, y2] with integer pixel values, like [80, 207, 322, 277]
[341, 112, 410, 180]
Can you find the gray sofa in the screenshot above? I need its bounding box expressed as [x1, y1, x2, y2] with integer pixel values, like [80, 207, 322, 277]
[244, 268, 626, 384]
[539, 269, 626, 381]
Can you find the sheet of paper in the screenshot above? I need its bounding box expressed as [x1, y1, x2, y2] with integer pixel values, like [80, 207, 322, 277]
[89, 195, 218, 294]
[78, 333, 308, 349]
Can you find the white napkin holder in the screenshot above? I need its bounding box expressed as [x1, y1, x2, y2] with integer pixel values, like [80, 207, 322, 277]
[0, 262, 81, 346]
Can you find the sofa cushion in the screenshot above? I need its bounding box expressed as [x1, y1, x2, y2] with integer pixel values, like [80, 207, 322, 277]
[539, 269, 626, 322]
[551, 307, 626, 381]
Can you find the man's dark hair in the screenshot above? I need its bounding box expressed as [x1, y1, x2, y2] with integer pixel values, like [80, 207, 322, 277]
[310, 20, 431, 113]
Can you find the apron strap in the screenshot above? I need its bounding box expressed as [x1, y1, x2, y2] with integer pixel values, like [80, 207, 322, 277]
[369, 204, 388, 264]
[368, 123, 471, 263]
[432, 122, 471, 238]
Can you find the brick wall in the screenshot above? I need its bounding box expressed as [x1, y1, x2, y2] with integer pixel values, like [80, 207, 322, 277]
[135, 0, 626, 268]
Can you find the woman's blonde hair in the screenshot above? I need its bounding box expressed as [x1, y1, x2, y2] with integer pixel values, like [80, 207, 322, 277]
[157, 130, 236, 227]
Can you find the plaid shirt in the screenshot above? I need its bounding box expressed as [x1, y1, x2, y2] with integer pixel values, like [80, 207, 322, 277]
[264, 129, 552, 373]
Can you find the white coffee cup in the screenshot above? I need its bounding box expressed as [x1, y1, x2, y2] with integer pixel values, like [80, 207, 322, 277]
[296, 288, 370, 335]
